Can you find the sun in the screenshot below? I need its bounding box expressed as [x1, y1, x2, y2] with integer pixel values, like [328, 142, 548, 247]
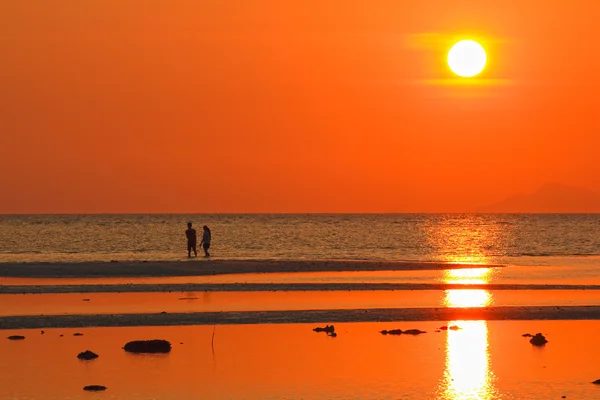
[447, 40, 487, 78]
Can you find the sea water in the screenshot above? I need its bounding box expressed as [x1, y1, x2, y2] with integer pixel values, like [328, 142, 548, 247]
[1, 214, 600, 266]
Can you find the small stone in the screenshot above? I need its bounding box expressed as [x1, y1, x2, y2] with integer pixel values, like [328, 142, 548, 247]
[83, 385, 106, 391]
[77, 350, 99, 360]
[380, 329, 402, 335]
[522, 333, 533, 337]
[448, 325, 460, 331]
[40, 330, 45, 335]
[82, 299, 90, 301]
[403, 329, 427, 335]
[73, 333, 84, 336]
[8, 335, 25, 340]
[592, 379, 600, 384]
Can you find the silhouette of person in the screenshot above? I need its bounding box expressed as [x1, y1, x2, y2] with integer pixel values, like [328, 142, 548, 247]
[185, 222, 197, 258]
[200, 225, 211, 257]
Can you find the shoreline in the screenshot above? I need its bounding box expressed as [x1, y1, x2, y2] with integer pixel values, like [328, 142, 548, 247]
[0, 259, 502, 278]
[1, 305, 599, 329]
[2, 282, 599, 294]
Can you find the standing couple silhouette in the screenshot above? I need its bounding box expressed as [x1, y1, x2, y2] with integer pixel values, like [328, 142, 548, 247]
[185, 223, 211, 258]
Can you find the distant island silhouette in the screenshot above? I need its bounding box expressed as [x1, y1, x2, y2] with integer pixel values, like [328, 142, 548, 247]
[478, 183, 600, 213]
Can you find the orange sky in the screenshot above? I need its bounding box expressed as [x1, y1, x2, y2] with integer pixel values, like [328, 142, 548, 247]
[1, 1, 600, 213]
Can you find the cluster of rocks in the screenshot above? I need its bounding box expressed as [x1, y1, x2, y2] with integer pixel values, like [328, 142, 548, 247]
[313, 325, 337, 337]
[380, 329, 427, 335]
[5, 333, 173, 392]
[522, 332, 548, 346]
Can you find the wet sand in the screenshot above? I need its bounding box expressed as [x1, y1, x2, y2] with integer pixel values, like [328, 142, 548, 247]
[3, 321, 600, 400]
[1, 305, 599, 330]
[2, 282, 599, 294]
[0, 259, 501, 278]
[2, 290, 600, 317]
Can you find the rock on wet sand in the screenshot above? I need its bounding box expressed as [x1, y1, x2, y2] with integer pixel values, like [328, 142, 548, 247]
[77, 350, 99, 360]
[123, 339, 171, 353]
[529, 333, 548, 346]
[7, 335, 25, 340]
[380, 329, 426, 335]
[83, 385, 106, 391]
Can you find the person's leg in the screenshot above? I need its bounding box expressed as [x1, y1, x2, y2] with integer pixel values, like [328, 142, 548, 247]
[203, 242, 210, 257]
[193, 244, 197, 257]
[187, 243, 192, 258]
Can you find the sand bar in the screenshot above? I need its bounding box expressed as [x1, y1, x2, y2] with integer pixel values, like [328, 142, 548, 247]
[1, 305, 599, 329]
[0, 260, 501, 278]
[2, 290, 600, 316]
[1, 282, 599, 294]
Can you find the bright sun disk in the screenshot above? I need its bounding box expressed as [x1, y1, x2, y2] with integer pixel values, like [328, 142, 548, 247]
[448, 40, 486, 78]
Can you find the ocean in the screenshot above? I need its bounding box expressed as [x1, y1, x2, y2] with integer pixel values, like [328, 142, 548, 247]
[1, 214, 600, 266]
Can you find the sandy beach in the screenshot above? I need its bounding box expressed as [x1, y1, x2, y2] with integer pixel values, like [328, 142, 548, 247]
[1, 305, 599, 330]
[1, 257, 598, 399]
[1, 282, 598, 294]
[0, 259, 501, 278]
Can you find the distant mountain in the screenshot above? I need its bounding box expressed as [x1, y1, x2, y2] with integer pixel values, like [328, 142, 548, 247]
[479, 183, 600, 213]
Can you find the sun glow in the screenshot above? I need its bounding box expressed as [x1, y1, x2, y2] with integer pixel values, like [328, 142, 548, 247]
[447, 40, 487, 77]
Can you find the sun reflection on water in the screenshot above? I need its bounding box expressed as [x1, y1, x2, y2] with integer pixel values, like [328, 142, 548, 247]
[440, 320, 497, 400]
[443, 268, 493, 308]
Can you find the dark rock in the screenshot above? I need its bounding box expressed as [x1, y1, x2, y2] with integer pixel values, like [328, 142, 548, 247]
[435, 330, 441, 333]
[439, 326, 448, 330]
[448, 325, 460, 331]
[83, 385, 106, 391]
[328, 332, 337, 338]
[60, 334, 64, 337]
[77, 350, 99, 360]
[41, 330, 45, 335]
[73, 333, 84, 336]
[82, 299, 90, 301]
[123, 339, 171, 353]
[8, 335, 25, 340]
[313, 325, 335, 334]
[529, 333, 548, 346]
[522, 333, 533, 337]
[160, 311, 167, 314]
[380, 329, 403, 335]
[403, 329, 427, 335]
[561, 396, 566, 399]
[592, 379, 600, 384]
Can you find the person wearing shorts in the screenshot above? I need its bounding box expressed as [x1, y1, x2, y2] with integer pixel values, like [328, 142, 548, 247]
[185, 222, 197, 258]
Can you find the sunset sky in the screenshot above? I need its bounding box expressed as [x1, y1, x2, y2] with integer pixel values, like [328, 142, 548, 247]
[1, 1, 599, 213]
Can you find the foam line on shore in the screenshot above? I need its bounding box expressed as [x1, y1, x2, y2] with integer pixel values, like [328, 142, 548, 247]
[2, 282, 599, 294]
[0, 260, 502, 278]
[1, 306, 599, 329]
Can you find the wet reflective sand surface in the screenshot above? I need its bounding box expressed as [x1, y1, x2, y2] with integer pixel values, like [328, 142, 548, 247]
[1, 289, 600, 316]
[2, 321, 600, 400]
[2, 264, 599, 286]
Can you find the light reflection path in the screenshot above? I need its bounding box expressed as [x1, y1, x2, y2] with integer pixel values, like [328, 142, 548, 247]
[440, 268, 497, 399]
[441, 320, 496, 400]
